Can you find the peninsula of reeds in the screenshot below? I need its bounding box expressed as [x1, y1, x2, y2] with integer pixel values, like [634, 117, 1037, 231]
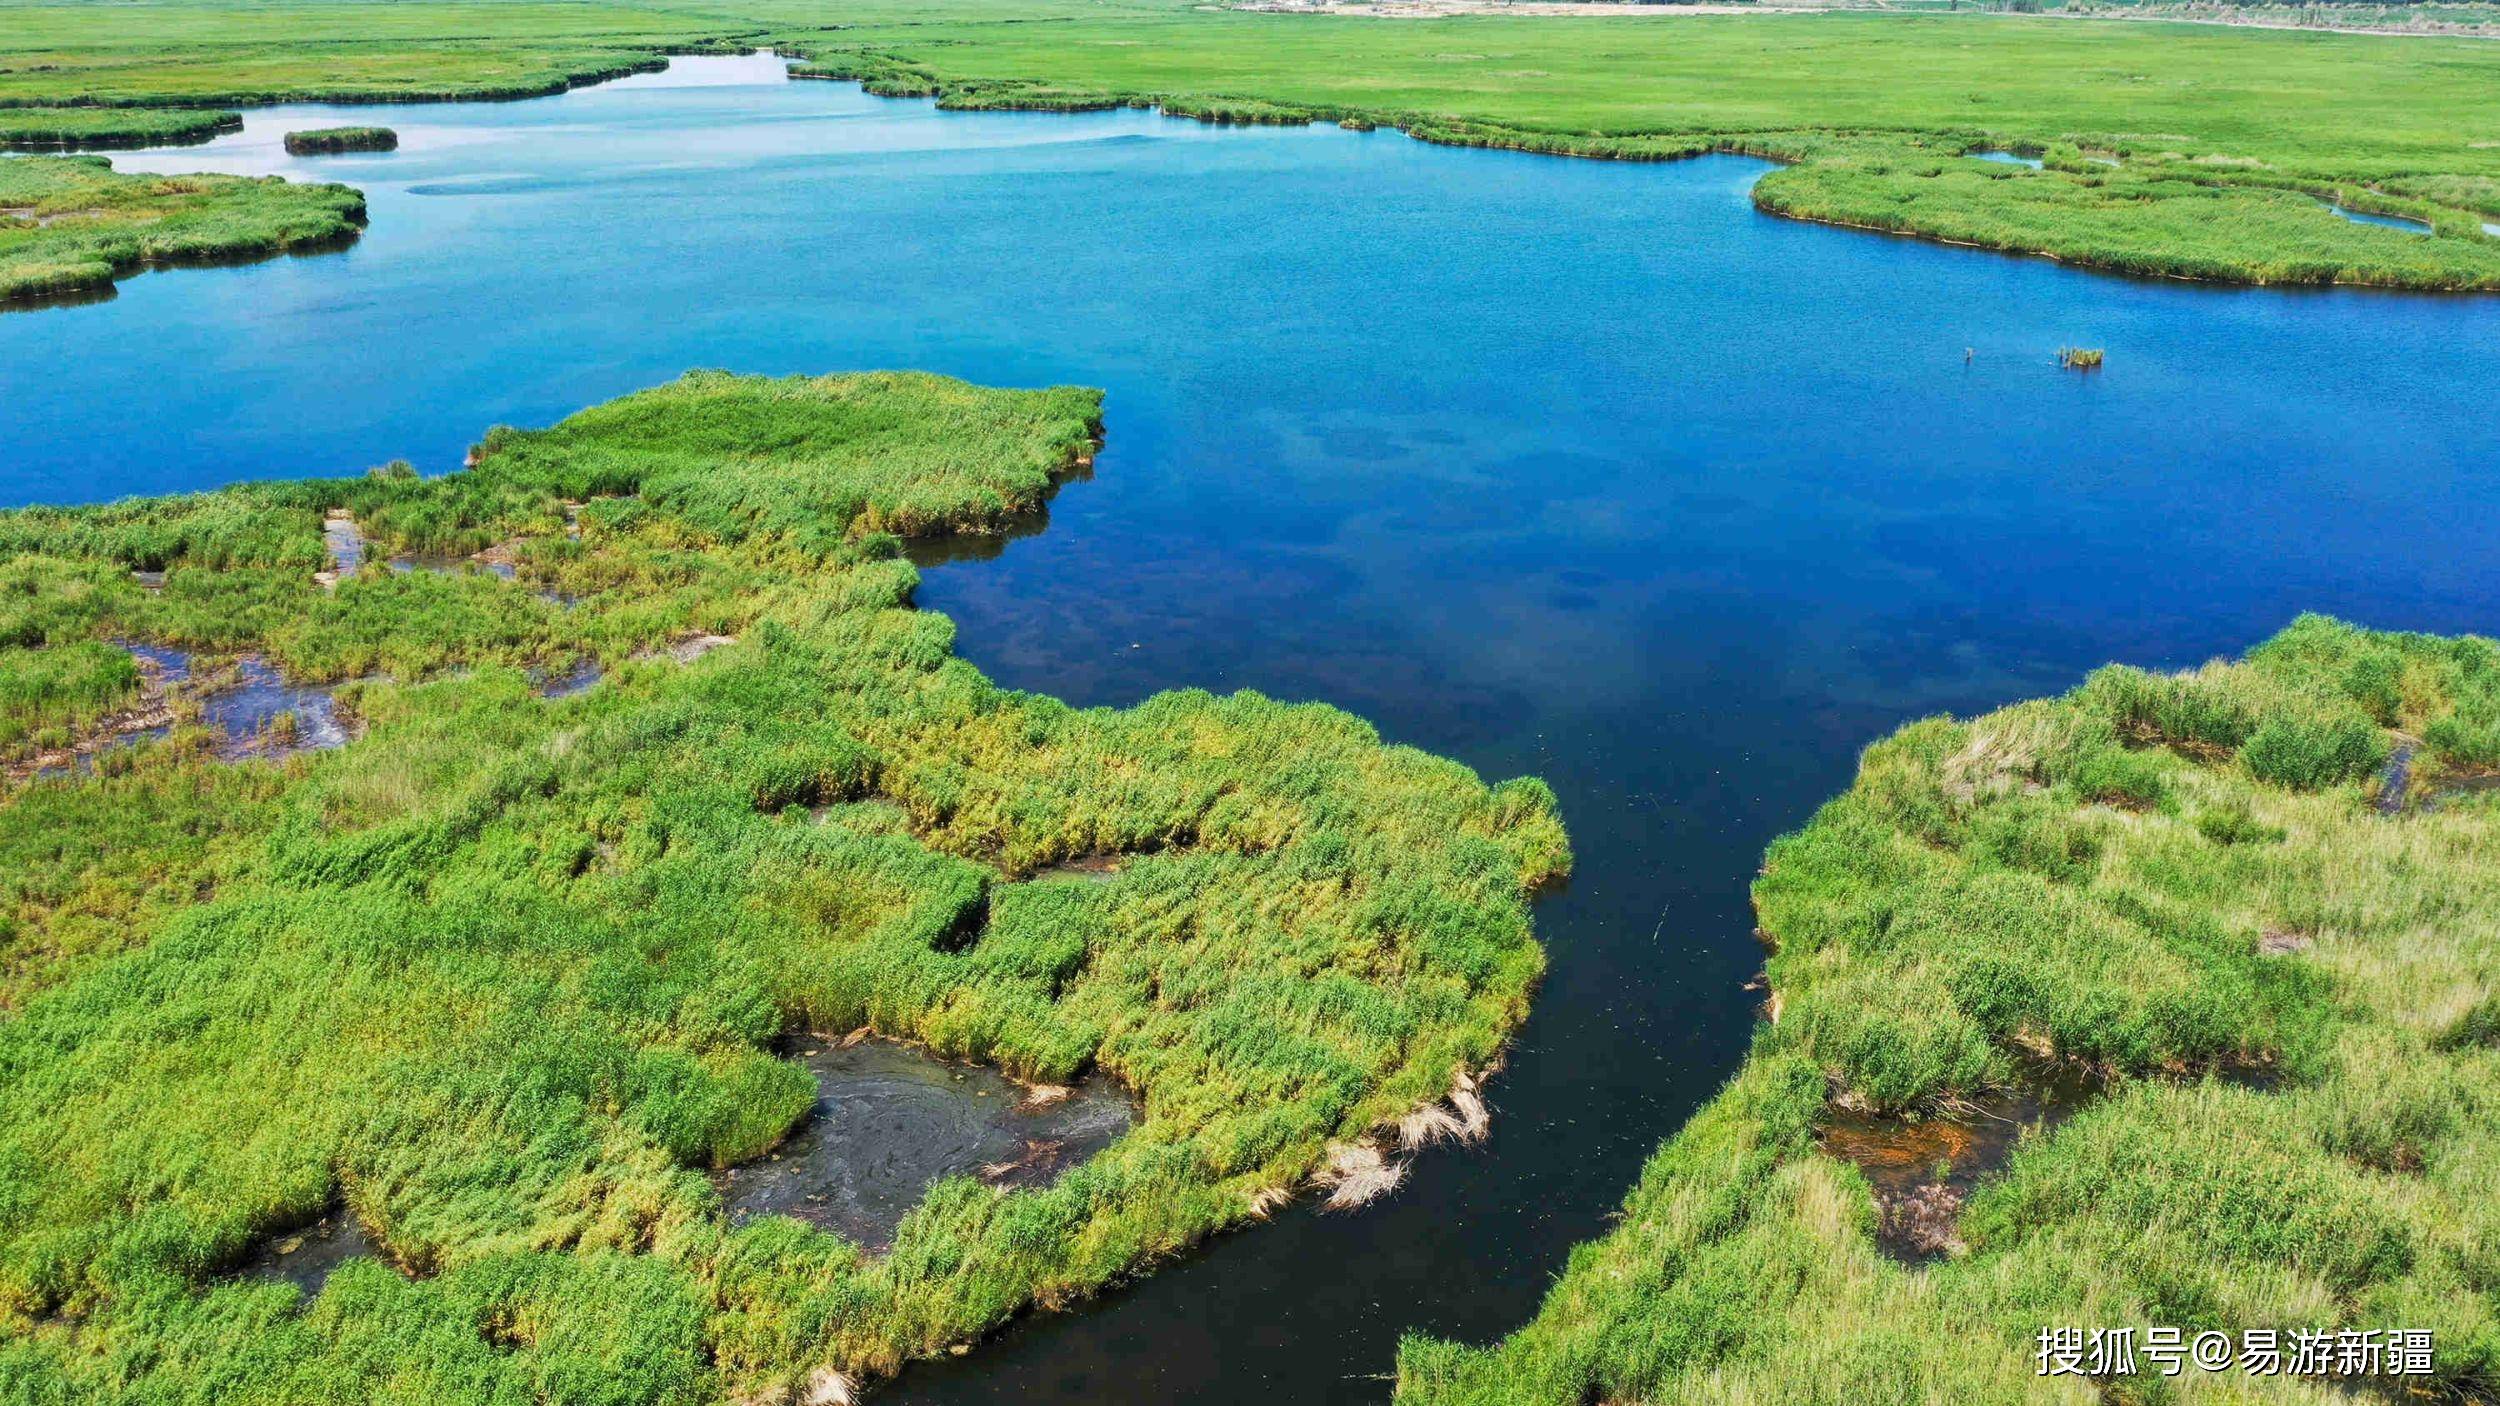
[0, 370, 1569, 1403]
[1400, 615, 2500, 1403]
[0, 155, 365, 304]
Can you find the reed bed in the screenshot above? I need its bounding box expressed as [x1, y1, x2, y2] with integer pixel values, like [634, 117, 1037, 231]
[0, 105, 239, 150]
[0, 155, 364, 304]
[0, 370, 1569, 1404]
[1399, 615, 2500, 1404]
[283, 126, 398, 155]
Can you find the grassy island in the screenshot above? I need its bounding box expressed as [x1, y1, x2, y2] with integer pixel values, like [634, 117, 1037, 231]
[0, 154, 365, 304]
[283, 125, 398, 155]
[0, 106, 240, 151]
[0, 370, 1569, 1405]
[1399, 616, 2500, 1404]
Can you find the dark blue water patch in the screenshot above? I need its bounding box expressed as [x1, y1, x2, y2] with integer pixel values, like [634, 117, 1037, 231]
[2, 54, 2497, 1406]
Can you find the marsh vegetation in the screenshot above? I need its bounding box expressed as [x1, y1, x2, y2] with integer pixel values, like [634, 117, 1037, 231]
[2, 3, 2500, 291]
[0, 154, 364, 304]
[0, 106, 240, 150]
[1400, 616, 2500, 1403]
[283, 125, 398, 154]
[0, 370, 1568, 1404]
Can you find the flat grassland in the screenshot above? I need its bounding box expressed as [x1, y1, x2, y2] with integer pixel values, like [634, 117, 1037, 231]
[0, 371, 1569, 1404]
[4, 0, 2500, 288]
[1401, 616, 2500, 1404]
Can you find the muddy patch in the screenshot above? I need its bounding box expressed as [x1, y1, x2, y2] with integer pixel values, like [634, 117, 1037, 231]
[1820, 1065, 2098, 1264]
[535, 660, 603, 698]
[1024, 853, 1125, 883]
[388, 553, 518, 581]
[20, 644, 358, 780]
[235, 1209, 377, 1298]
[2376, 741, 2416, 814]
[715, 1037, 1135, 1251]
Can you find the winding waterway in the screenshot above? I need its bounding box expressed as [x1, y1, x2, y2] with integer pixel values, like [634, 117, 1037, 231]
[8, 52, 2500, 1404]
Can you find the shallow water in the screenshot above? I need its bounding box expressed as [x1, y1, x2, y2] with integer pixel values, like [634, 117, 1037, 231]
[236, 1210, 377, 1297]
[2331, 203, 2433, 234]
[7, 54, 2500, 1403]
[718, 1039, 1135, 1251]
[30, 644, 352, 775]
[1819, 1064, 2101, 1263]
[198, 656, 354, 756]
[1971, 149, 2044, 169]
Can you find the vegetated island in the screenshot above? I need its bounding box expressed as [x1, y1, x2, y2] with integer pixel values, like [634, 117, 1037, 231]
[284, 125, 398, 155]
[1399, 614, 2500, 1404]
[0, 370, 1570, 1405]
[0, 106, 241, 151]
[0, 155, 365, 305]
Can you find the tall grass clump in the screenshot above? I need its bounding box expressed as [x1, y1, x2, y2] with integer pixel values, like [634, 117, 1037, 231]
[0, 370, 1569, 1404]
[1399, 616, 2500, 1404]
[283, 126, 397, 155]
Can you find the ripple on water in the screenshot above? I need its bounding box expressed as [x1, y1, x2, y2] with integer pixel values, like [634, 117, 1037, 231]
[716, 1038, 1136, 1251]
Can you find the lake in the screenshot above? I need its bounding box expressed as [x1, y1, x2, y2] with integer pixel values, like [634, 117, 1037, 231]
[8, 51, 2499, 1405]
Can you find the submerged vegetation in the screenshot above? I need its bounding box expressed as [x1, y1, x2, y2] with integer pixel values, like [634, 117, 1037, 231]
[283, 125, 397, 154]
[1399, 615, 2500, 1404]
[0, 154, 364, 304]
[0, 370, 1568, 1404]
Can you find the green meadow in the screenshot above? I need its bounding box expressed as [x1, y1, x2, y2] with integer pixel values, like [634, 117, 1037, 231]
[6, 0, 2500, 289]
[1400, 616, 2500, 1405]
[0, 370, 1569, 1403]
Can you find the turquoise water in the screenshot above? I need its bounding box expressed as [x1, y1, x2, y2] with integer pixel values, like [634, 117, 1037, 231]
[2330, 202, 2434, 233]
[8, 53, 2500, 1404]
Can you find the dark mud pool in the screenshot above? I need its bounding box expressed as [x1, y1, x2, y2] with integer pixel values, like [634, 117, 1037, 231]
[8, 50, 2500, 1406]
[237, 1210, 378, 1297]
[1819, 1065, 2102, 1263]
[717, 1039, 1136, 1251]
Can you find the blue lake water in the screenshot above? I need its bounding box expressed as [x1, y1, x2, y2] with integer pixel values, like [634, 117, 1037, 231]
[9, 51, 2500, 1404]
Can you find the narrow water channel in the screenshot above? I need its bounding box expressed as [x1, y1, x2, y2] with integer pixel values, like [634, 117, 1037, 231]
[7, 54, 2500, 1403]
